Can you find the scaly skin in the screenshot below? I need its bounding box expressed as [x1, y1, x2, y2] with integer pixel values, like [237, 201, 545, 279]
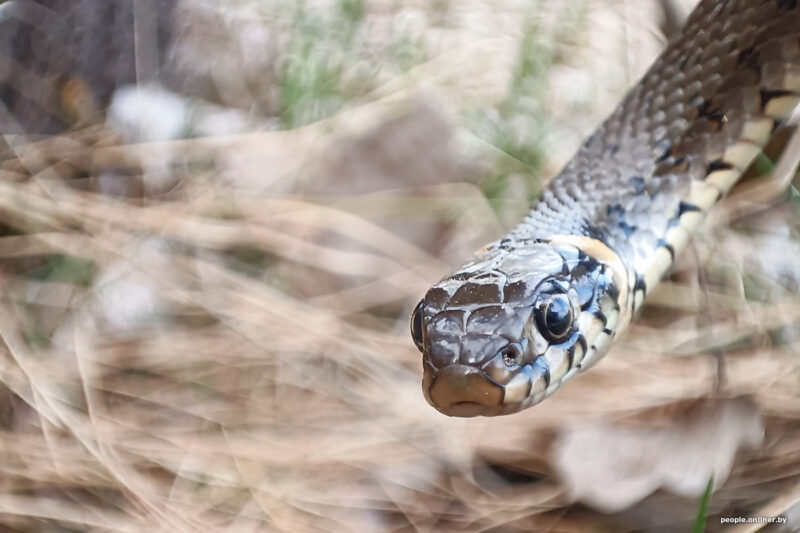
[412, 0, 800, 417]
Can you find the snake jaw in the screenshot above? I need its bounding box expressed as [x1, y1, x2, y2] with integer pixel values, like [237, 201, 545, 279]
[423, 363, 505, 417]
[422, 357, 551, 417]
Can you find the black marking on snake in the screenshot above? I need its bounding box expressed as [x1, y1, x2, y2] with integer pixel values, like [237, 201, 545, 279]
[678, 201, 700, 217]
[606, 204, 637, 238]
[521, 376, 533, 403]
[761, 89, 793, 107]
[602, 328, 613, 335]
[610, 144, 620, 156]
[566, 345, 575, 370]
[620, 222, 637, 238]
[707, 159, 734, 174]
[606, 204, 623, 218]
[777, 0, 797, 11]
[697, 100, 726, 128]
[575, 251, 600, 274]
[582, 220, 608, 243]
[572, 259, 602, 310]
[657, 238, 675, 259]
[633, 274, 647, 296]
[705, 182, 724, 203]
[569, 261, 589, 279]
[537, 359, 551, 389]
[576, 336, 587, 364]
[737, 46, 761, 73]
[654, 139, 673, 163]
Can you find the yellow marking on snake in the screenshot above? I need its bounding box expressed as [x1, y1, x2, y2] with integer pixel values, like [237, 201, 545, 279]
[687, 180, 720, 211]
[577, 312, 605, 346]
[741, 118, 773, 144]
[544, 346, 571, 379]
[678, 209, 705, 233]
[593, 330, 614, 356]
[722, 141, 762, 171]
[766, 95, 800, 118]
[706, 169, 742, 193]
[665, 225, 690, 255]
[644, 247, 673, 295]
[503, 370, 533, 403]
[604, 307, 620, 332]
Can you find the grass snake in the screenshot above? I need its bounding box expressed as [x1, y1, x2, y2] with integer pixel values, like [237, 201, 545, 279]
[411, 0, 800, 417]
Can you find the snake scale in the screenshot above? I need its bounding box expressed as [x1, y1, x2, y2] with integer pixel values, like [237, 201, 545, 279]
[411, 0, 800, 417]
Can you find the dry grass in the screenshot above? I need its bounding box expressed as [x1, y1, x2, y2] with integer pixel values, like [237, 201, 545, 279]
[0, 0, 798, 531]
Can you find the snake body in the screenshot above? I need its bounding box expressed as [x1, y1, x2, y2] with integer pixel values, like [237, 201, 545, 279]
[411, 0, 800, 417]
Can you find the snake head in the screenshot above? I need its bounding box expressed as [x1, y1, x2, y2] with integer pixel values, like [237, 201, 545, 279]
[411, 238, 630, 417]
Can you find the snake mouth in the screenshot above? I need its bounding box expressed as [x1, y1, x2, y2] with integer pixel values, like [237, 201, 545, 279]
[422, 338, 585, 416]
[423, 363, 528, 417]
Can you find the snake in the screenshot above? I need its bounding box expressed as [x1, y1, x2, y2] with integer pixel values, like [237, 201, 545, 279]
[411, 0, 800, 417]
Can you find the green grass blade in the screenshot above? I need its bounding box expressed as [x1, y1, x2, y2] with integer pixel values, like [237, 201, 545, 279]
[692, 477, 714, 533]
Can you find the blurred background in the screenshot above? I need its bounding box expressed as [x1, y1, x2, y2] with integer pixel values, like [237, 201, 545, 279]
[0, 0, 798, 531]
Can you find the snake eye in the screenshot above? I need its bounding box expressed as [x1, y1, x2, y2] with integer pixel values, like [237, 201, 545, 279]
[410, 300, 425, 352]
[534, 291, 573, 343]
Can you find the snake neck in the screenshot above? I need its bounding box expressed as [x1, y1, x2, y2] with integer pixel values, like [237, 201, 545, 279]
[507, 0, 800, 312]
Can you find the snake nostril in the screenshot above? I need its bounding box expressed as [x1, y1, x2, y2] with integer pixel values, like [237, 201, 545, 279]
[501, 343, 523, 367]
